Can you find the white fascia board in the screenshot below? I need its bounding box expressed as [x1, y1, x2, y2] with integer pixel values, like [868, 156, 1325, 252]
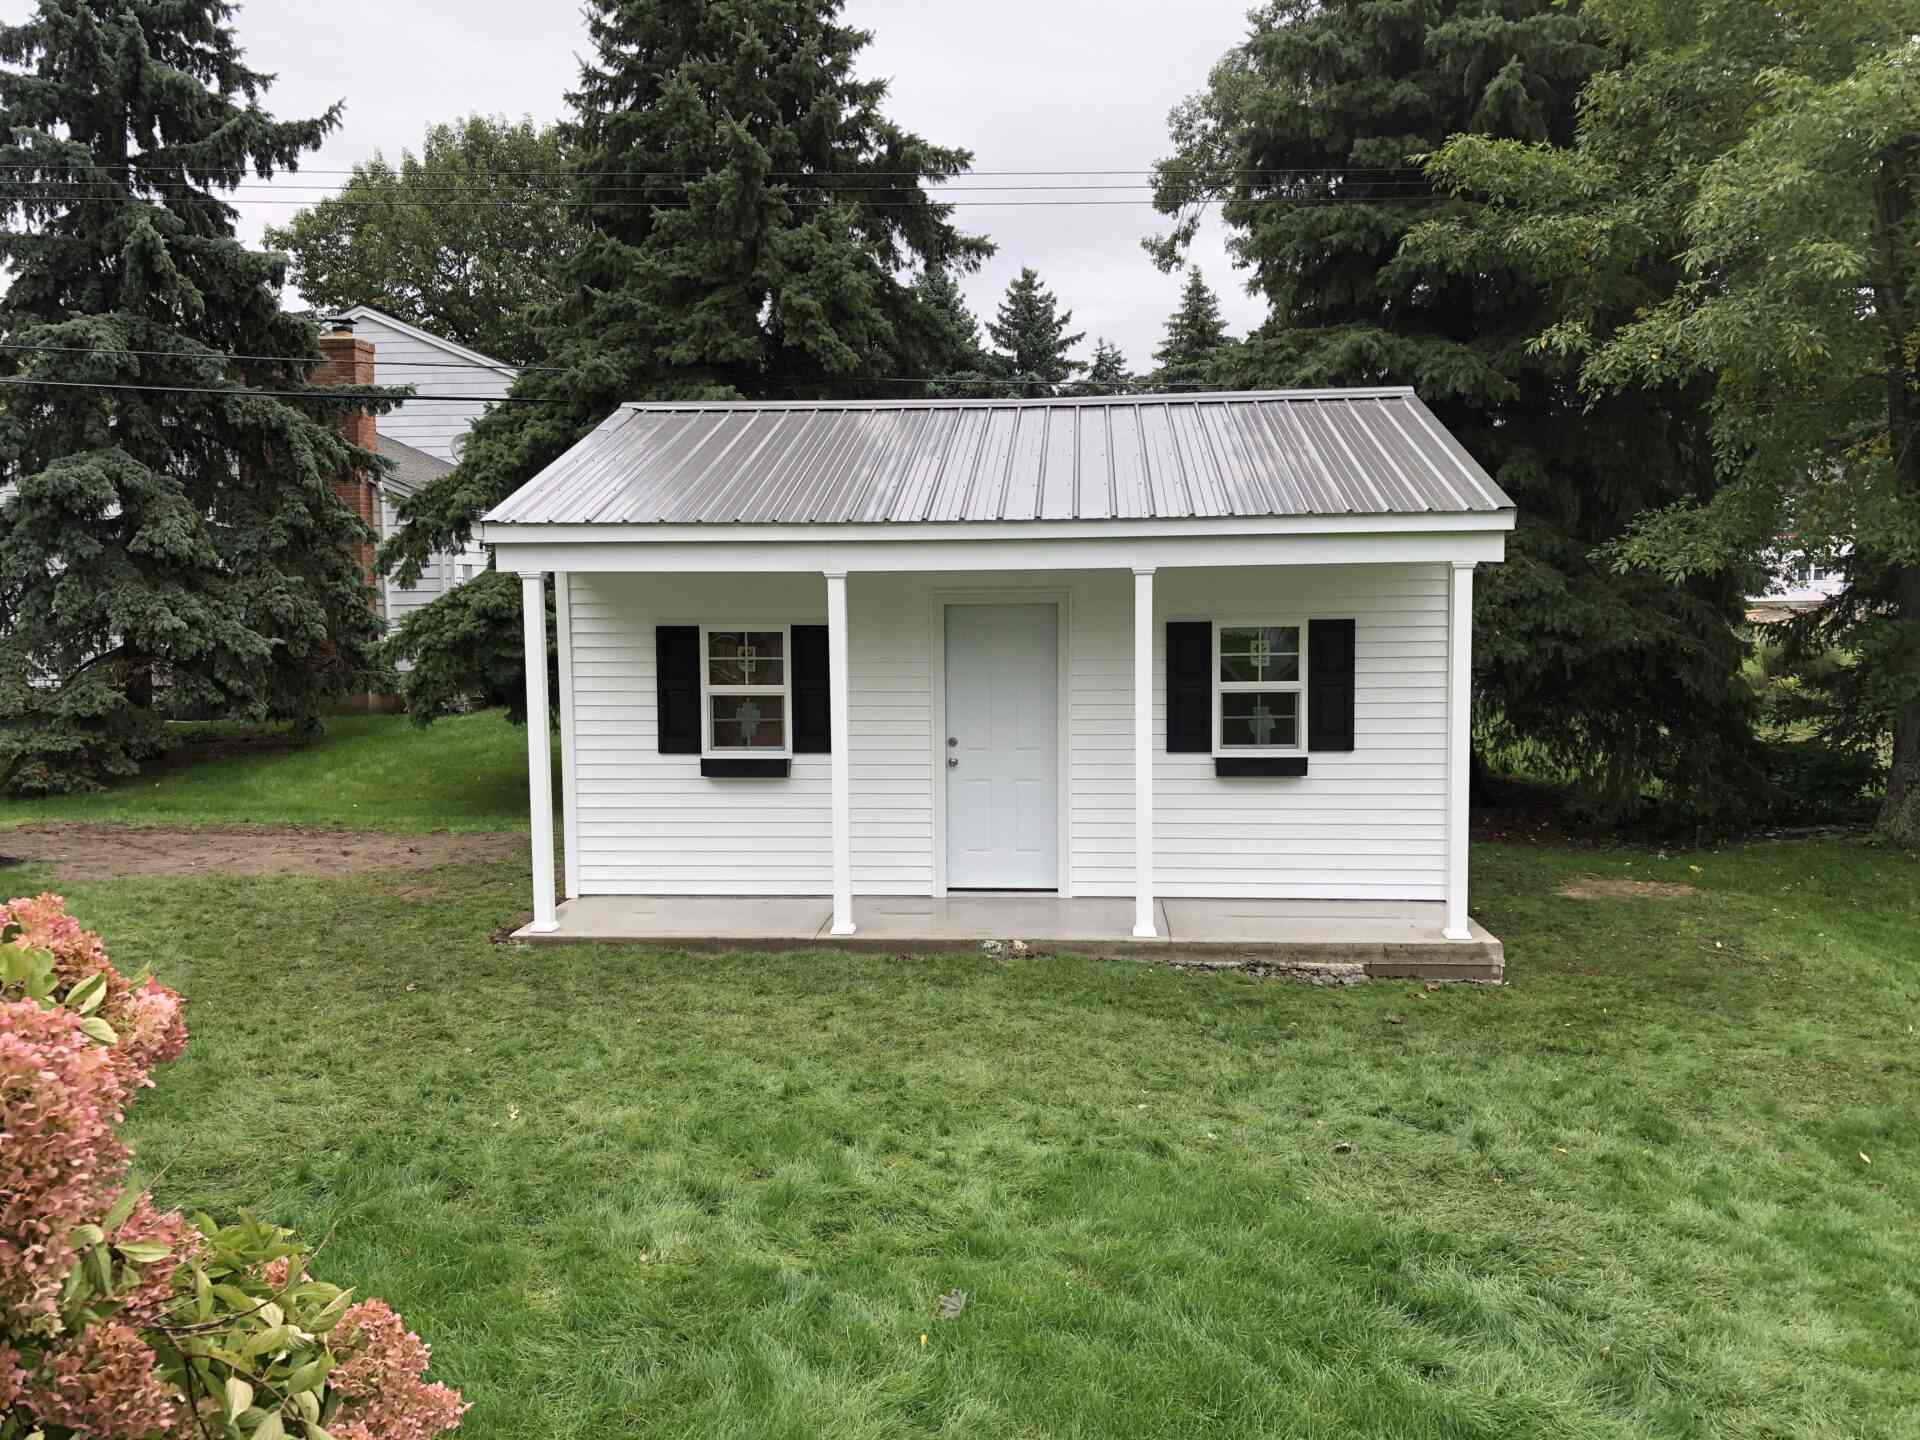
[339, 304, 520, 380]
[485, 528, 1508, 576]
[480, 509, 1514, 549]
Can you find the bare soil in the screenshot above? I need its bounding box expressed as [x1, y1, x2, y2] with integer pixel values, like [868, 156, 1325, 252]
[0, 823, 521, 882]
[1556, 875, 1701, 901]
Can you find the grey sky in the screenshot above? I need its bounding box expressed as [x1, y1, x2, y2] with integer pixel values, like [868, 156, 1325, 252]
[9, 0, 1271, 369]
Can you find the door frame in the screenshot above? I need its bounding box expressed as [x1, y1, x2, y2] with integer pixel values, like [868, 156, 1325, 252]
[929, 587, 1073, 897]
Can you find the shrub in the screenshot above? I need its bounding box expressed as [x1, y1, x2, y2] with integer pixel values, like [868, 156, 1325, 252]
[1, 894, 465, 1440]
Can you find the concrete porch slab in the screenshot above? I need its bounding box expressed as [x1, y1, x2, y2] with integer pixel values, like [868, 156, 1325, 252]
[514, 894, 1503, 981]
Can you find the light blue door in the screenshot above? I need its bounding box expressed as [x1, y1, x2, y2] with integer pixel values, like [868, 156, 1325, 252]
[945, 604, 1059, 889]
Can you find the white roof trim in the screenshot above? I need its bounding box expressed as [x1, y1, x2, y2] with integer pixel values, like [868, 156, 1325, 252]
[338, 304, 519, 379]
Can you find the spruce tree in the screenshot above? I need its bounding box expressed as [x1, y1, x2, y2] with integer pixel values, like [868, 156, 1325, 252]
[1074, 339, 1133, 396]
[986, 267, 1086, 391]
[1151, 0, 1760, 823]
[1152, 269, 1232, 385]
[380, 0, 991, 715]
[0, 0, 393, 793]
[917, 264, 1009, 398]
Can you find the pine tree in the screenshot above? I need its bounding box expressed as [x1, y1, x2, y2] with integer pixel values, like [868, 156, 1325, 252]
[1074, 339, 1133, 396]
[0, 0, 394, 793]
[1152, 269, 1231, 385]
[380, 0, 992, 716]
[986, 268, 1085, 392]
[916, 264, 1009, 398]
[1151, 0, 1760, 823]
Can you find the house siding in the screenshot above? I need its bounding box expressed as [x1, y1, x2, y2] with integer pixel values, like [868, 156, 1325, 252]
[563, 563, 1446, 901]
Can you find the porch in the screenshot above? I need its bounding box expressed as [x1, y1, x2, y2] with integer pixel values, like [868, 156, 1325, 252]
[512, 894, 1504, 980]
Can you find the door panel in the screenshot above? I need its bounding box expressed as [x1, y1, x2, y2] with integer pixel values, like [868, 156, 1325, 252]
[945, 604, 1059, 889]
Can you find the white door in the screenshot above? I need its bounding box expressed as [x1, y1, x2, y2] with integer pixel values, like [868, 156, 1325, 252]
[944, 604, 1059, 889]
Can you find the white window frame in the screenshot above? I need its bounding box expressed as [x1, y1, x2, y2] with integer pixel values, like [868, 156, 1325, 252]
[700, 623, 792, 758]
[1212, 619, 1308, 756]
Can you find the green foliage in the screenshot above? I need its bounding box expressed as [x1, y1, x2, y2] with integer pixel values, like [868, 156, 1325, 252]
[384, 568, 556, 725]
[1153, 0, 1762, 822]
[377, 0, 991, 707]
[265, 114, 585, 366]
[1414, 0, 1920, 842]
[1072, 338, 1134, 396]
[985, 266, 1085, 390]
[1151, 268, 1233, 386]
[0, 0, 398, 795]
[915, 264, 1012, 398]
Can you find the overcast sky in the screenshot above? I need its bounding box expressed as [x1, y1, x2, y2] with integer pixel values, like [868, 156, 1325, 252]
[15, 0, 1270, 370]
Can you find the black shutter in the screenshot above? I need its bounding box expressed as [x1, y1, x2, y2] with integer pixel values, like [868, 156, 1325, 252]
[1307, 618, 1356, 752]
[1166, 621, 1212, 753]
[655, 625, 701, 754]
[791, 624, 830, 753]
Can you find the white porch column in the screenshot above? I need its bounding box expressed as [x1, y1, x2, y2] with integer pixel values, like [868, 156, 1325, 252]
[520, 570, 558, 932]
[1444, 560, 1475, 940]
[1132, 566, 1157, 938]
[826, 570, 856, 935]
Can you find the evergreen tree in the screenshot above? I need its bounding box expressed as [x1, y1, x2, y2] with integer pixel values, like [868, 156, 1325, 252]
[1074, 338, 1133, 396]
[916, 264, 1009, 398]
[1152, 268, 1232, 385]
[264, 114, 583, 366]
[1151, 0, 1760, 823]
[382, 0, 991, 716]
[1415, 0, 1920, 842]
[986, 267, 1085, 391]
[0, 0, 395, 793]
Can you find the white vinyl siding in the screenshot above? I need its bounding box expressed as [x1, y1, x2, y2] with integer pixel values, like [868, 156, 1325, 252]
[347, 310, 517, 631]
[563, 563, 1447, 901]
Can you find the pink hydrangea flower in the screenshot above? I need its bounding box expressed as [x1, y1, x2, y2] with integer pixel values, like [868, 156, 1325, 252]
[331, 1299, 469, 1440]
[27, 1321, 182, 1438]
[111, 1194, 201, 1328]
[0, 998, 130, 1328]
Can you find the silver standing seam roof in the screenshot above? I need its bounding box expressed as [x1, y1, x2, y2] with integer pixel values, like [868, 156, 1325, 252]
[483, 388, 1513, 527]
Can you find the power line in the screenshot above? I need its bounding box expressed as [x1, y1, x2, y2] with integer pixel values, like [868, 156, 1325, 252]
[0, 190, 1440, 211]
[0, 375, 1207, 401]
[0, 162, 1429, 178]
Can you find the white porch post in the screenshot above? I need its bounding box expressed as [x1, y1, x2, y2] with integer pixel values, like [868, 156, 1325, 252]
[1444, 560, 1475, 940]
[520, 570, 558, 932]
[826, 570, 856, 935]
[1132, 566, 1157, 938]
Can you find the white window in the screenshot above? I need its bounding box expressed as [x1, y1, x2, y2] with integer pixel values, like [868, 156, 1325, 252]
[701, 625, 790, 756]
[1213, 621, 1306, 754]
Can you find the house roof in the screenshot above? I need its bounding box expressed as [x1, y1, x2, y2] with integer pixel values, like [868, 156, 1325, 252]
[337, 304, 519, 378]
[376, 434, 454, 497]
[483, 388, 1513, 528]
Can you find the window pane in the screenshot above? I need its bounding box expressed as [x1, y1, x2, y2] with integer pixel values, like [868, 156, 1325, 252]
[708, 630, 785, 686]
[1220, 690, 1298, 748]
[710, 695, 786, 750]
[1219, 626, 1299, 683]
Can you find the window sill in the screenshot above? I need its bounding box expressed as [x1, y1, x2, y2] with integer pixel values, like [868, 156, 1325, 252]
[700, 757, 791, 778]
[1213, 756, 1308, 778]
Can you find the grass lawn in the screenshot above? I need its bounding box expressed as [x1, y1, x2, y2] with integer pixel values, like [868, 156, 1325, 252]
[3, 719, 1916, 1436]
[0, 710, 539, 832]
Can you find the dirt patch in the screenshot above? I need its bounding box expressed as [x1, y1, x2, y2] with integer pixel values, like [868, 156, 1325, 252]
[0, 823, 521, 882]
[1557, 875, 1700, 901]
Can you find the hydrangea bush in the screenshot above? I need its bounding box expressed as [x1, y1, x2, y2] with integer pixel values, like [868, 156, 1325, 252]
[1, 894, 466, 1440]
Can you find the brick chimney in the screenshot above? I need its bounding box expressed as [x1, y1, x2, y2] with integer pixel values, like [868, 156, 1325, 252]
[315, 318, 382, 600]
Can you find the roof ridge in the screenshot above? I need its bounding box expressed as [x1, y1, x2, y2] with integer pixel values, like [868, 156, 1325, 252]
[617, 386, 1418, 414]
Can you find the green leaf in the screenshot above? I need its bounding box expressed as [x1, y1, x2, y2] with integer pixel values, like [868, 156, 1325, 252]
[102, 1181, 143, 1235]
[226, 1377, 255, 1418]
[304, 1423, 338, 1440]
[309, 1288, 355, 1333]
[286, 1356, 332, 1394]
[254, 1411, 288, 1440]
[194, 1264, 213, 1322]
[241, 1324, 292, 1358]
[116, 1240, 171, 1264]
[68, 1224, 105, 1249]
[78, 1015, 118, 1046]
[65, 970, 107, 1014]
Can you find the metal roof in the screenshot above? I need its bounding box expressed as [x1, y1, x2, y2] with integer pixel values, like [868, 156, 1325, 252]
[484, 388, 1512, 527]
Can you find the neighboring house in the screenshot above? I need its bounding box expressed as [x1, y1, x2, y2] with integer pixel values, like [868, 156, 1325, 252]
[480, 388, 1515, 975]
[317, 305, 517, 628]
[1748, 548, 1846, 623]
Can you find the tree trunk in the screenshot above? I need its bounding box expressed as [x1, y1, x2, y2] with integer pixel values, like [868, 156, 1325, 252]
[1872, 141, 1920, 845]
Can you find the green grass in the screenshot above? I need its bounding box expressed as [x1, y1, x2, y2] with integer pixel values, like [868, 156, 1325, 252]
[2, 838, 1909, 1438]
[1, 710, 537, 832]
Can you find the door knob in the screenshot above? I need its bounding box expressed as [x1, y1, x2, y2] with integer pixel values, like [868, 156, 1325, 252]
[947, 736, 958, 746]
[947, 755, 959, 768]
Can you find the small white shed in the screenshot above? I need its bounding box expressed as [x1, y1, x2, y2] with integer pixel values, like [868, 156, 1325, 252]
[481, 389, 1513, 973]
